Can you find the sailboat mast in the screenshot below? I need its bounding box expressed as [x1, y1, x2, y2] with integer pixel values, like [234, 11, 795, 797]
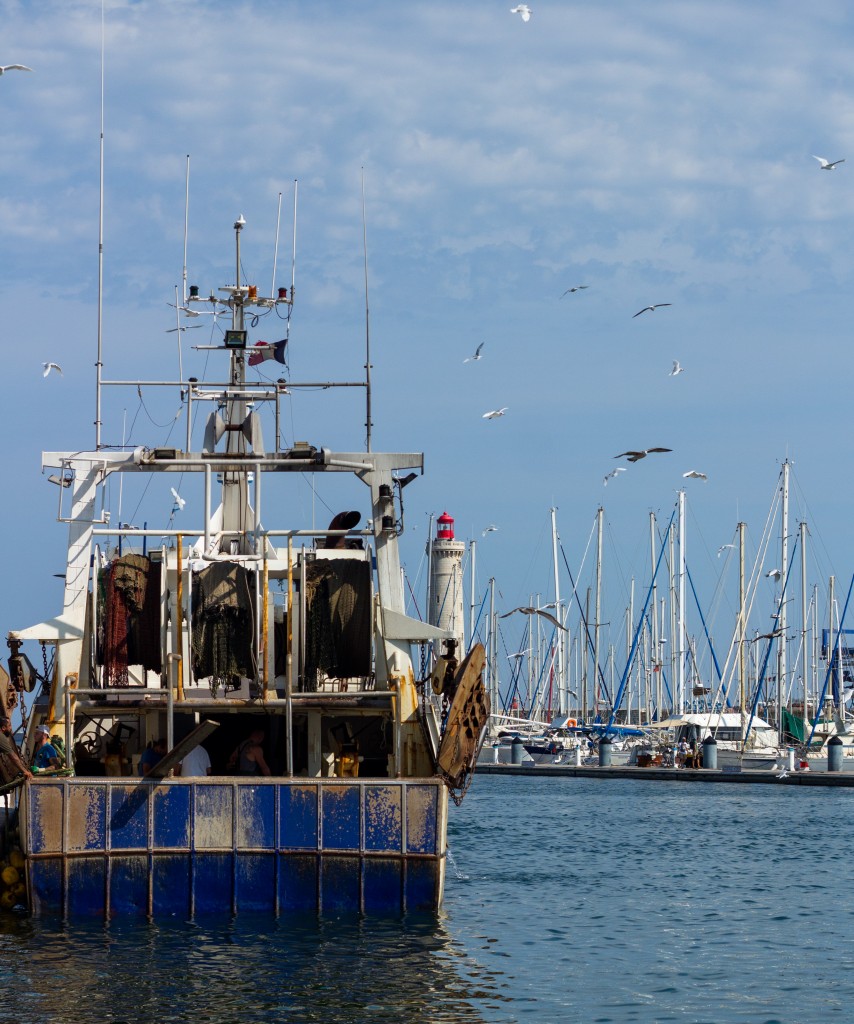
[738, 521, 746, 712]
[469, 539, 476, 651]
[778, 460, 789, 739]
[550, 507, 565, 715]
[594, 507, 603, 720]
[649, 512, 659, 716]
[800, 520, 808, 727]
[677, 489, 686, 715]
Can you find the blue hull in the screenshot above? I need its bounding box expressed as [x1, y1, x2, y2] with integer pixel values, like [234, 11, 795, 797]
[20, 777, 447, 918]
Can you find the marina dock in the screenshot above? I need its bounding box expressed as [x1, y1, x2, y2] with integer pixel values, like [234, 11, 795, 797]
[476, 763, 854, 786]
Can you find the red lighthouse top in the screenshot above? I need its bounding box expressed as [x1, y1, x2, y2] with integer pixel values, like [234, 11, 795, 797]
[437, 512, 455, 540]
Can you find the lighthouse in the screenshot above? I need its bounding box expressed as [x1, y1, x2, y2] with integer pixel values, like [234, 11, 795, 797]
[427, 511, 466, 653]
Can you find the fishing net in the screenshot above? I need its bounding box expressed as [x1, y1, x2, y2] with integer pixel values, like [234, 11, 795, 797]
[302, 558, 372, 691]
[101, 554, 162, 687]
[191, 561, 255, 694]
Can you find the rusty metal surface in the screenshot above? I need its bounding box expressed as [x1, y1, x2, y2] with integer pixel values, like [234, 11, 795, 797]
[436, 643, 489, 798]
[21, 776, 448, 917]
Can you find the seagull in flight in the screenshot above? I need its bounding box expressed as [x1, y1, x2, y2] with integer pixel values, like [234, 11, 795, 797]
[682, 470, 708, 481]
[482, 524, 499, 537]
[766, 568, 782, 581]
[42, 362, 62, 377]
[614, 447, 671, 462]
[170, 487, 186, 512]
[633, 304, 672, 317]
[464, 343, 484, 363]
[483, 407, 508, 419]
[603, 468, 626, 485]
[0, 64, 33, 75]
[717, 543, 735, 558]
[510, 4, 531, 21]
[499, 607, 567, 631]
[668, 360, 684, 376]
[561, 285, 588, 297]
[813, 155, 845, 170]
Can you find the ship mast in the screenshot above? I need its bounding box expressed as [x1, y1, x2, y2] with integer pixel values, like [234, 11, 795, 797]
[222, 215, 250, 554]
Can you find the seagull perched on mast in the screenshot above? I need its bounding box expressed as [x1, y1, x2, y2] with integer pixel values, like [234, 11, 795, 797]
[614, 447, 671, 462]
[0, 64, 33, 75]
[633, 304, 672, 317]
[813, 155, 845, 170]
[510, 4, 531, 21]
[463, 343, 484, 363]
[482, 407, 508, 419]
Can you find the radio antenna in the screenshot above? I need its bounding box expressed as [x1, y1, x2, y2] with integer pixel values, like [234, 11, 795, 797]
[290, 180, 298, 314]
[182, 154, 190, 306]
[361, 168, 373, 452]
[94, 0, 105, 449]
[271, 191, 282, 300]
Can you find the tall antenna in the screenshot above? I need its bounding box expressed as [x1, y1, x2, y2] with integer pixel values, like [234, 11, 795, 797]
[94, 0, 106, 449]
[182, 154, 190, 306]
[271, 191, 282, 300]
[290, 180, 298, 310]
[361, 168, 373, 452]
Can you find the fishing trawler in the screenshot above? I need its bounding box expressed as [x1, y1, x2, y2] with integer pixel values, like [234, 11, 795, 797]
[0, 214, 489, 918]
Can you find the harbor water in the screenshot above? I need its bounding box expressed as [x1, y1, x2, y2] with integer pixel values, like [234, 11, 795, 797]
[3, 774, 854, 1023]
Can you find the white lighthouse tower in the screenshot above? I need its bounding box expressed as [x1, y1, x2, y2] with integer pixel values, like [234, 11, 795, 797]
[427, 511, 466, 653]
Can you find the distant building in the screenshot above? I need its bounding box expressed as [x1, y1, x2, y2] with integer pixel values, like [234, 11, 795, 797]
[427, 512, 465, 655]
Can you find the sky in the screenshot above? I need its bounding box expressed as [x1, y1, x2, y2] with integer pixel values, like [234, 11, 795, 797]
[2, 0, 854, 709]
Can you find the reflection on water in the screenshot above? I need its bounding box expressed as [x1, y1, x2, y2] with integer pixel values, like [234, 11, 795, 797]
[9, 776, 854, 1022]
[0, 912, 513, 1024]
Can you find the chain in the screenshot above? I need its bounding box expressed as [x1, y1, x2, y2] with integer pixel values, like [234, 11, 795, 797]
[42, 642, 49, 684]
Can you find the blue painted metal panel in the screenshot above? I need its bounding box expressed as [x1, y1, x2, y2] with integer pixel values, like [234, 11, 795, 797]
[194, 854, 233, 913]
[235, 853, 276, 911]
[29, 858, 63, 917]
[27, 783, 63, 854]
[279, 785, 318, 849]
[364, 857, 402, 912]
[68, 784, 108, 852]
[110, 785, 148, 850]
[67, 857, 105, 916]
[152, 853, 189, 917]
[321, 855, 361, 912]
[154, 784, 191, 848]
[364, 786, 402, 852]
[406, 859, 440, 912]
[322, 785, 360, 850]
[110, 855, 149, 916]
[278, 853, 317, 911]
[237, 785, 276, 849]
[406, 785, 438, 854]
[22, 778, 446, 918]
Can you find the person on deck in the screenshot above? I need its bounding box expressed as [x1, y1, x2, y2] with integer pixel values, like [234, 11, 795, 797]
[32, 725, 61, 771]
[139, 737, 167, 777]
[229, 729, 271, 776]
[179, 743, 212, 777]
[0, 717, 32, 783]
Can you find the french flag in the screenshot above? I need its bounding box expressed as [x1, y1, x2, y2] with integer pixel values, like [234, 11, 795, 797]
[248, 339, 287, 366]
